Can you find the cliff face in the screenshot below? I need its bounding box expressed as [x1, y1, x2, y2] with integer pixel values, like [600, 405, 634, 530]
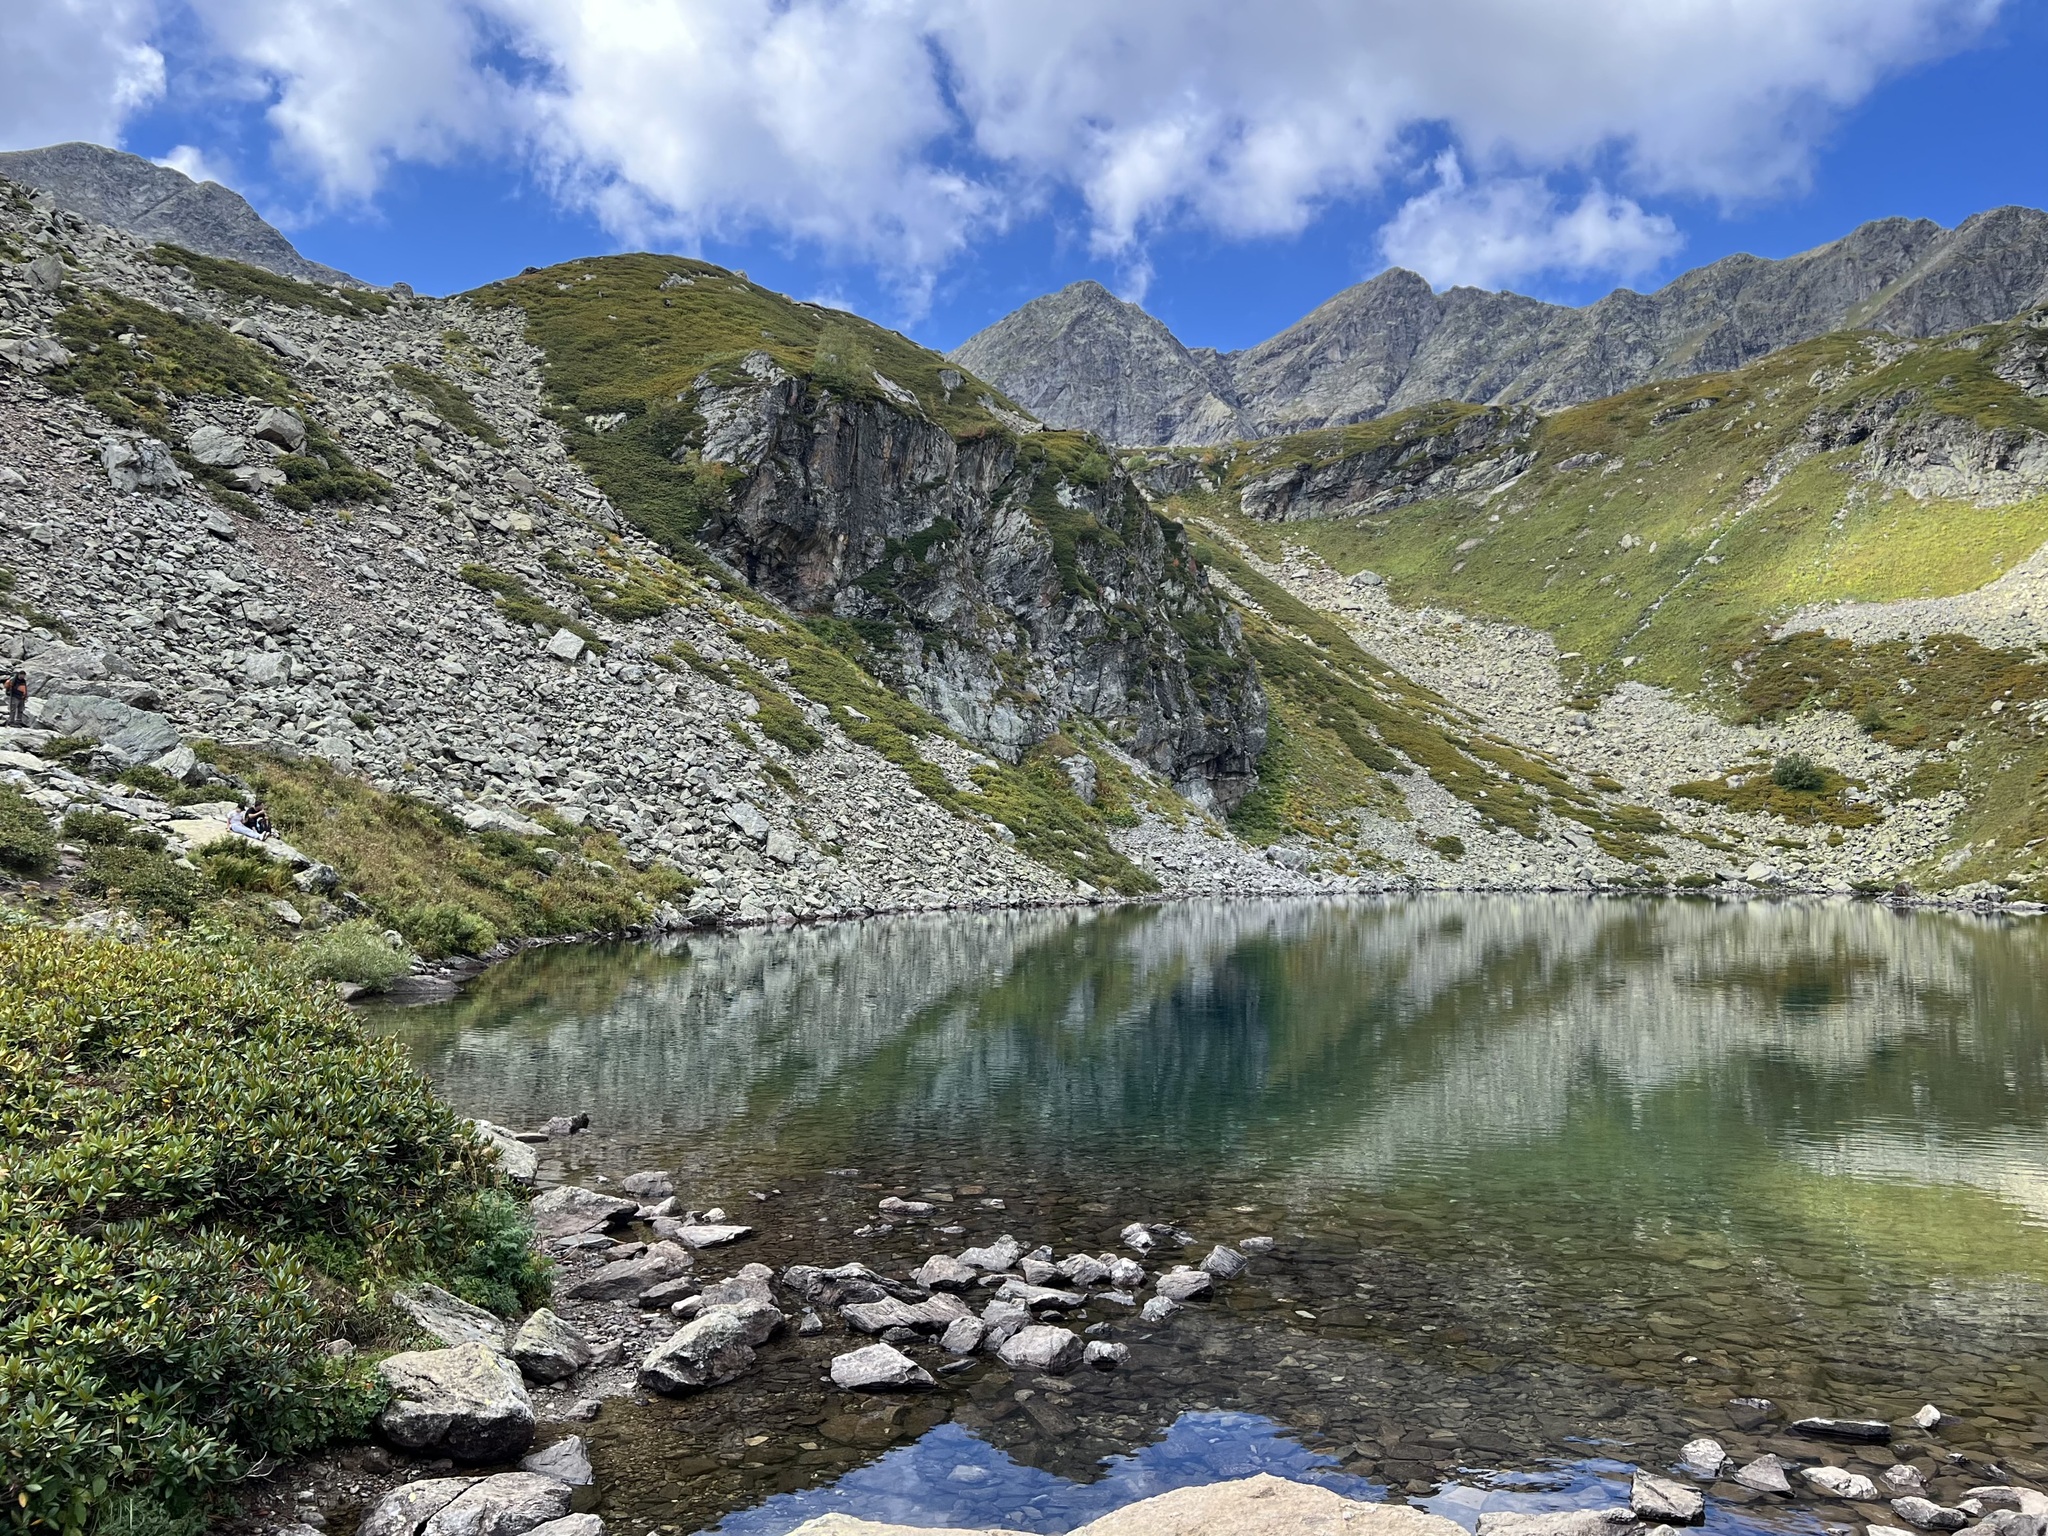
[694, 358, 1267, 808]
[955, 208, 2048, 447]
[0, 142, 358, 287]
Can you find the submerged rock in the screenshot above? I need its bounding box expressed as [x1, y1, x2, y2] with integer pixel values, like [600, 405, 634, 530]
[1795, 1417, 1892, 1444]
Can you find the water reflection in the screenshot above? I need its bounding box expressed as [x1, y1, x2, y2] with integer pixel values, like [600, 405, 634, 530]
[377, 897, 2048, 1532]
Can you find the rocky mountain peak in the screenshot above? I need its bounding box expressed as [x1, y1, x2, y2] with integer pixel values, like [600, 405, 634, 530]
[0, 141, 358, 288]
[959, 205, 2048, 447]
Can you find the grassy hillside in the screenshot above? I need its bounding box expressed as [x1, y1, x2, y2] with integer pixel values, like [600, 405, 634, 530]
[1176, 313, 2048, 703]
[1148, 307, 2048, 892]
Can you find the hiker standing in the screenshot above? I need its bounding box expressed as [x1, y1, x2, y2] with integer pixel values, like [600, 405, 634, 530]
[5, 671, 25, 728]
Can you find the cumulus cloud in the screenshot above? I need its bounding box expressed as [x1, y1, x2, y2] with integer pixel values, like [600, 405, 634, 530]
[1379, 153, 1684, 291]
[0, 0, 165, 150]
[57, 0, 2008, 296]
[154, 142, 230, 185]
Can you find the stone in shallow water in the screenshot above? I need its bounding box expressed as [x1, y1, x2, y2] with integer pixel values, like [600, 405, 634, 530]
[1119, 1222, 1155, 1253]
[830, 1342, 935, 1391]
[878, 1196, 932, 1218]
[1057, 1253, 1111, 1287]
[1199, 1245, 1248, 1279]
[1912, 1405, 1944, 1431]
[956, 1234, 1021, 1272]
[1679, 1438, 1729, 1477]
[991, 1279, 1085, 1310]
[520, 1436, 594, 1486]
[913, 1254, 977, 1290]
[1107, 1257, 1147, 1288]
[1155, 1267, 1212, 1302]
[673, 1223, 753, 1249]
[842, 1294, 971, 1335]
[1806, 1468, 1880, 1501]
[1239, 1236, 1275, 1254]
[524, 1520, 605, 1536]
[1633, 1472, 1706, 1525]
[565, 1242, 691, 1301]
[1083, 1340, 1128, 1370]
[996, 1324, 1083, 1374]
[359, 1478, 476, 1536]
[1476, 1513, 1625, 1536]
[940, 1316, 985, 1355]
[1884, 1468, 1927, 1495]
[1796, 1417, 1893, 1444]
[1891, 1498, 1969, 1531]
[619, 1171, 674, 1199]
[1726, 1397, 1778, 1431]
[1139, 1296, 1179, 1324]
[1734, 1455, 1792, 1494]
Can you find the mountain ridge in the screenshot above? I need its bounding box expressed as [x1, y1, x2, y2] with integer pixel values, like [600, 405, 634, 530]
[952, 206, 2048, 446]
[0, 141, 359, 288]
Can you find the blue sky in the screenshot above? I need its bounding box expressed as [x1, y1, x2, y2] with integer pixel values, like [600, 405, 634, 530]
[6, 0, 2045, 354]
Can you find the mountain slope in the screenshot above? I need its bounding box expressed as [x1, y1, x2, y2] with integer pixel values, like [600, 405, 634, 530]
[0, 141, 358, 287]
[472, 256, 1269, 811]
[958, 208, 2048, 446]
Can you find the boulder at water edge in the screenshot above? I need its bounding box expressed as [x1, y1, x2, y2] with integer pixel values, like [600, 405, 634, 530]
[376, 1343, 535, 1462]
[510, 1309, 592, 1384]
[421, 1474, 572, 1536]
[530, 1186, 637, 1239]
[996, 1325, 1083, 1375]
[393, 1283, 509, 1353]
[830, 1342, 935, 1391]
[639, 1305, 777, 1394]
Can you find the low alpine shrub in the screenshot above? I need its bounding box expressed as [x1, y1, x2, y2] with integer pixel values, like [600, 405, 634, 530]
[0, 930, 533, 1531]
[0, 782, 54, 874]
[294, 918, 414, 990]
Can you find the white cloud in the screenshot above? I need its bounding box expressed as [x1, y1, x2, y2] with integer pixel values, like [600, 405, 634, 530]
[66, 0, 2009, 298]
[1379, 152, 1684, 291]
[154, 142, 230, 184]
[0, 0, 164, 150]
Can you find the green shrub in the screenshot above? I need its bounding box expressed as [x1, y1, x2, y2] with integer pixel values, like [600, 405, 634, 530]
[1770, 753, 1828, 792]
[78, 844, 200, 920]
[394, 901, 499, 958]
[0, 783, 54, 874]
[0, 930, 526, 1530]
[196, 839, 291, 893]
[295, 919, 415, 991]
[60, 809, 160, 848]
[1429, 834, 1467, 860]
[441, 1190, 553, 1314]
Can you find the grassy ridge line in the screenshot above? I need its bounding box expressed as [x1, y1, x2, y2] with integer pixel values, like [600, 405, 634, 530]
[1168, 315, 2048, 704]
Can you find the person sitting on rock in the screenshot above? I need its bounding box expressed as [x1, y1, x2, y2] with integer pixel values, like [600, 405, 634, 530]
[5, 670, 25, 728]
[227, 806, 263, 842]
[247, 802, 275, 839]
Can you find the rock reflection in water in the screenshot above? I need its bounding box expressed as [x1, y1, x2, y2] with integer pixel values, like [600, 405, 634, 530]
[378, 897, 2048, 1527]
[702, 1414, 1374, 1535]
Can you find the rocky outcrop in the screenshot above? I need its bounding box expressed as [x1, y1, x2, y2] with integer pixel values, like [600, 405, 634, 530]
[1235, 406, 1537, 522]
[0, 142, 358, 287]
[694, 362, 1267, 808]
[957, 208, 2048, 446]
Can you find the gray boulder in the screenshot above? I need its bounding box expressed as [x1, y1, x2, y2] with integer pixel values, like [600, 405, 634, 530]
[1154, 1267, 1212, 1302]
[1893, 1499, 1970, 1531]
[523, 1521, 605, 1536]
[1056, 1254, 1111, 1287]
[420, 1473, 571, 1536]
[956, 1234, 1021, 1272]
[1805, 1467, 1879, 1501]
[470, 1121, 538, 1184]
[619, 1171, 674, 1199]
[990, 1279, 1085, 1310]
[529, 1186, 636, 1239]
[1678, 1438, 1728, 1478]
[996, 1324, 1083, 1375]
[1198, 1245, 1247, 1279]
[1139, 1296, 1179, 1324]
[253, 406, 307, 452]
[672, 1223, 752, 1249]
[842, 1294, 972, 1335]
[912, 1254, 977, 1291]
[564, 1241, 692, 1302]
[1476, 1515, 1625, 1536]
[393, 1283, 508, 1353]
[520, 1437, 594, 1487]
[694, 1263, 773, 1308]
[830, 1342, 935, 1391]
[1083, 1340, 1129, 1370]
[358, 1477, 477, 1536]
[510, 1309, 591, 1384]
[1733, 1455, 1791, 1494]
[185, 425, 249, 466]
[1632, 1472, 1706, 1524]
[940, 1316, 986, 1355]
[101, 436, 183, 493]
[638, 1308, 761, 1395]
[34, 692, 179, 764]
[376, 1343, 534, 1462]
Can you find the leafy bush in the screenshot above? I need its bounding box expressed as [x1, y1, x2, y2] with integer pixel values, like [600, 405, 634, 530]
[295, 919, 415, 991]
[0, 783, 54, 874]
[393, 900, 499, 958]
[1770, 753, 1828, 792]
[78, 844, 201, 920]
[59, 809, 160, 848]
[0, 930, 529, 1530]
[1429, 834, 1467, 860]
